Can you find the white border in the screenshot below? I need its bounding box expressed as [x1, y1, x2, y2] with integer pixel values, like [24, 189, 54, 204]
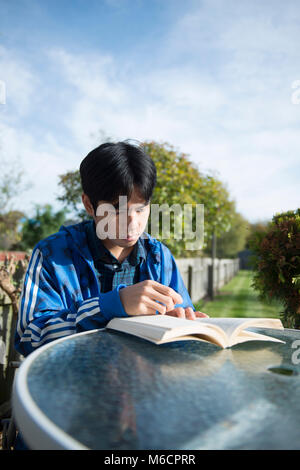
[13, 329, 103, 450]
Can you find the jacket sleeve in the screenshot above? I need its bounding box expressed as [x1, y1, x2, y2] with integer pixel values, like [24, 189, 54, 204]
[161, 245, 195, 311]
[15, 245, 129, 357]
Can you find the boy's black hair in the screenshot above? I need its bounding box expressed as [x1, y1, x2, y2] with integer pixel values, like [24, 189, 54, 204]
[80, 140, 157, 215]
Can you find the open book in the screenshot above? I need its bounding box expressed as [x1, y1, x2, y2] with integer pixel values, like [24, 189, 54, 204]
[106, 315, 285, 349]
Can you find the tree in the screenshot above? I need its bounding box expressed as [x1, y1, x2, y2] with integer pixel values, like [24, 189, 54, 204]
[143, 141, 235, 256]
[245, 220, 269, 249]
[206, 211, 250, 259]
[14, 204, 68, 250]
[57, 170, 85, 220]
[0, 210, 25, 250]
[0, 156, 30, 250]
[0, 157, 30, 214]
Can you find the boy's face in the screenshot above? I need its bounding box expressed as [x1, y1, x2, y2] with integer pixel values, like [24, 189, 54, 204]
[82, 186, 150, 248]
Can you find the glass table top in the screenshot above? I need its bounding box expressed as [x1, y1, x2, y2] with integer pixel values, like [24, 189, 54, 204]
[18, 327, 300, 449]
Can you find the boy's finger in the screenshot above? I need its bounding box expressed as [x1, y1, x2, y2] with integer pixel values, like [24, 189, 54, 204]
[185, 307, 197, 320]
[165, 307, 186, 318]
[151, 281, 183, 305]
[195, 310, 209, 318]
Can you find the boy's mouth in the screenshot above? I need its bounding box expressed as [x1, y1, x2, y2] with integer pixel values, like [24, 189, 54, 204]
[126, 234, 138, 241]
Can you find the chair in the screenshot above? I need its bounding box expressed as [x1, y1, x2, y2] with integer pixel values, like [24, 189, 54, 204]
[1, 361, 21, 450]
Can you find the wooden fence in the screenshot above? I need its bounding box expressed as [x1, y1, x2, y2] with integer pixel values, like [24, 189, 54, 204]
[0, 294, 21, 409]
[0, 252, 27, 415]
[176, 257, 240, 303]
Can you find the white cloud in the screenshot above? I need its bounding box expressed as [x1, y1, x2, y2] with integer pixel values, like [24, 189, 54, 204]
[0, 121, 78, 216]
[0, 46, 38, 118]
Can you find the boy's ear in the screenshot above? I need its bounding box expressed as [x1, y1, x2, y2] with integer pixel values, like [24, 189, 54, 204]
[82, 193, 95, 217]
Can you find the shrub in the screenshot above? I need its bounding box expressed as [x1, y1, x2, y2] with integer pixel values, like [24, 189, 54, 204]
[249, 209, 300, 328]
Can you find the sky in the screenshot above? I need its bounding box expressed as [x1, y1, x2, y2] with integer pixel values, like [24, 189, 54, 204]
[0, 0, 300, 223]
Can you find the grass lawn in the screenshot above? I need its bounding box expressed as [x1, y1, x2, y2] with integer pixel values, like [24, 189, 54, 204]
[194, 270, 283, 319]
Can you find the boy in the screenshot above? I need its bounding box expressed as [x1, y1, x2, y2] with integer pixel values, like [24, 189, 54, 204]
[15, 141, 207, 358]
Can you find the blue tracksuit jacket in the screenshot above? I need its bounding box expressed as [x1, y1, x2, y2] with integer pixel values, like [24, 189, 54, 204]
[15, 220, 195, 357]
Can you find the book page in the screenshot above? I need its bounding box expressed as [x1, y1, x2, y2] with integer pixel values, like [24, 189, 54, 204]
[195, 317, 283, 341]
[195, 318, 250, 338]
[107, 315, 228, 347]
[109, 314, 213, 332]
[228, 329, 285, 347]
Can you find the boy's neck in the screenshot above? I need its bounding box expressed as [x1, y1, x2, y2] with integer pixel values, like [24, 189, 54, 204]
[101, 239, 135, 263]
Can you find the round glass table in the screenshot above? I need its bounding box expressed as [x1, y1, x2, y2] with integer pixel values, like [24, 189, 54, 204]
[13, 326, 300, 450]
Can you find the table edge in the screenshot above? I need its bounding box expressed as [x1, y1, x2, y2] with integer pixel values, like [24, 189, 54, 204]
[13, 328, 103, 450]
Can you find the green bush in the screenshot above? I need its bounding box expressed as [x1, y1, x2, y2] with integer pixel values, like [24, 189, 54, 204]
[249, 209, 300, 328]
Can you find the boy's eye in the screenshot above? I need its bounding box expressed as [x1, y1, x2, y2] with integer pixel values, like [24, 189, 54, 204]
[115, 207, 146, 215]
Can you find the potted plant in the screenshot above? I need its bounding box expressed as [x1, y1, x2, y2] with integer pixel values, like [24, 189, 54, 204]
[249, 209, 300, 329]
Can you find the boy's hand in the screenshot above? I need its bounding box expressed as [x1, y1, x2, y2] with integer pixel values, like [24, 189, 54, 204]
[166, 307, 209, 320]
[119, 280, 183, 316]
